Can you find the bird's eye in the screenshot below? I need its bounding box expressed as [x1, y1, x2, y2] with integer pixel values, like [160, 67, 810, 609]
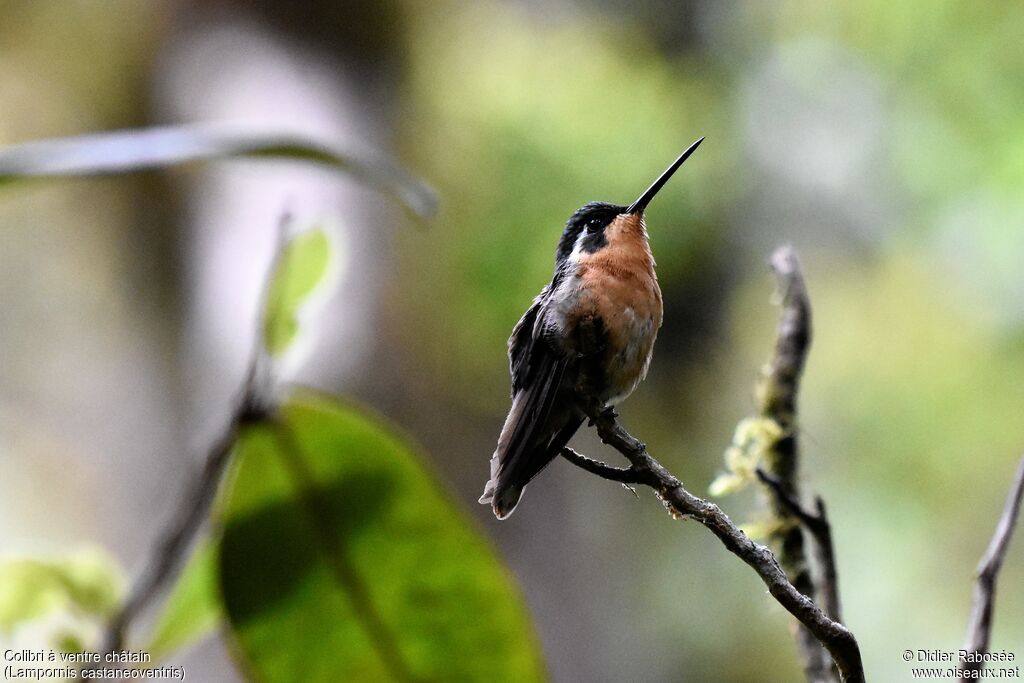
[586, 218, 602, 232]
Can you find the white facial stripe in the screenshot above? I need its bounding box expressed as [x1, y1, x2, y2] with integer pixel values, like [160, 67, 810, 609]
[568, 227, 590, 263]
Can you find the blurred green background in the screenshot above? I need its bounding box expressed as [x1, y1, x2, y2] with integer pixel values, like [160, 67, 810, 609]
[1, 1, 1022, 681]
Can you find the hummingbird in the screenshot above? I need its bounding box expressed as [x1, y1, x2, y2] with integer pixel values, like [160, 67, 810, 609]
[480, 137, 704, 519]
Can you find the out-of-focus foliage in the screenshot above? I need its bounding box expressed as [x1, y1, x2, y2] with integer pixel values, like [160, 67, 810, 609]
[219, 394, 546, 683]
[804, 255, 1024, 492]
[0, 549, 123, 637]
[398, 0, 737, 409]
[734, 1, 1024, 320]
[263, 227, 333, 356]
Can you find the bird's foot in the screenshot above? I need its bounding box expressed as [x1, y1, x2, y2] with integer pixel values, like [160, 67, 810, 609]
[586, 405, 617, 426]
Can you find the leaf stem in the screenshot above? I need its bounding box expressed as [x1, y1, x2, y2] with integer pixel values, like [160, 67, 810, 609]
[90, 213, 291, 676]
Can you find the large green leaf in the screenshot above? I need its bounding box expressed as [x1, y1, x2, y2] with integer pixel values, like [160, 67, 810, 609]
[262, 228, 332, 356]
[0, 125, 437, 219]
[219, 394, 546, 683]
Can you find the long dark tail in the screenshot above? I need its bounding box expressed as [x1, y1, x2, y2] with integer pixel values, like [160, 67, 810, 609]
[479, 356, 581, 519]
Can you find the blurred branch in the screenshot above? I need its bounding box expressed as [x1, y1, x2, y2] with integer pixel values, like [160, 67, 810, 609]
[98, 399, 256, 658]
[959, 455, 1024, 681]
[757, 246, 835, 683]
[0, 124, 438, 219]
[568, 406, 864, 683]
[91, 217, 291, 675]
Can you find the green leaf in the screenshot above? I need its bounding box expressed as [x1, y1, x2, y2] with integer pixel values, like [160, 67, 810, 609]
[262, 229, 332, 356]
[144, 541, 222, 661]
[0, 125, 437, 219]
[0, 548, 123, 632]
[219, 393, 547, 683]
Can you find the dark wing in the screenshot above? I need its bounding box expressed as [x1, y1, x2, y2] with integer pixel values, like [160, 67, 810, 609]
[508, 285, 549, 397]
[481, 283, 581, 518]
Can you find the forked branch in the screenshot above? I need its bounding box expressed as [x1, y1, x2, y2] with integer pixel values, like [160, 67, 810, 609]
[563, 409, 864, 683]
[959, 455, 1024, 681]
[757, 468, 842, 623]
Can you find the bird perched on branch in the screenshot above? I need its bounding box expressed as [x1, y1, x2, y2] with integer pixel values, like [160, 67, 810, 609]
[480, 137, 704, 519]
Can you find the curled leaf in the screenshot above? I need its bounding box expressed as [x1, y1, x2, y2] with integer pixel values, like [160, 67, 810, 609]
[0, 125, 438, 219]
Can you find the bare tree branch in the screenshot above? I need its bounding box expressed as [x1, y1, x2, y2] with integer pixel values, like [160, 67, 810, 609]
[563, 406, 864, 683]
[561, 446, 643, 483]
[754, 246, 837, 683]
[92, 215, 291, 670]
[97, 368, 265, 660]
[959, 454, 1024, 681]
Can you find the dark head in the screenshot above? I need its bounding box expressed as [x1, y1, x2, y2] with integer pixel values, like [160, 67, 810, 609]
[554, 137, 704, 269]
[555, 201, 624, 264]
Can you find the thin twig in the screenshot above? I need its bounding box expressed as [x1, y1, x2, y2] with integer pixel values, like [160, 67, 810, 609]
[959, 454, 1024, 681]
[564, 407, 865, 683]
[757, 469, 822, 530]
[92, 215, 291, 668]
[757, 469, 842, 622]
[98, 412, 248, 657]
[561, 446, 643, 483]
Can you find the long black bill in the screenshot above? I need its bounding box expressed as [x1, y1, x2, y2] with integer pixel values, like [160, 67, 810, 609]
[626, 136, 704, 215]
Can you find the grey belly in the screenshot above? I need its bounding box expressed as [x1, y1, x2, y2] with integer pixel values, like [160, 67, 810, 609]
[601, 316, 657, 405]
